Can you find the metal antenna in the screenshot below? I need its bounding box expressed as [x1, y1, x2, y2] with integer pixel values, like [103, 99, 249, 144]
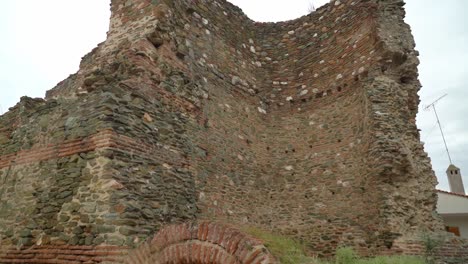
[424, 94, 452, 164]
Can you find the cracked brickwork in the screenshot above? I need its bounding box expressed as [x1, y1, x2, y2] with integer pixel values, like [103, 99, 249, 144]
[1, 0, 468, 263]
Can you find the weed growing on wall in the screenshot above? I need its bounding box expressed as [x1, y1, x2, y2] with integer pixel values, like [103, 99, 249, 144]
[420, 232, 447, 264]
[242, 227, 425, 264]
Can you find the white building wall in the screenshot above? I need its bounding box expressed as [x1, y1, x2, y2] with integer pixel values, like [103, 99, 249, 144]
[437, 191, 468, 239]
[437, 192, 468, 214]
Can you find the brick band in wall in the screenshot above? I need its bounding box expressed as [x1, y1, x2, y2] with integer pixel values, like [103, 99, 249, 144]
[0, 245, 129, 264]
[0, 130, 113, 169]
[386, 239, 468, 261]
[0, 129, 186, 169]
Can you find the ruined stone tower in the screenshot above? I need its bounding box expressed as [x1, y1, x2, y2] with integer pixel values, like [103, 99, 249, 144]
[1, 0, 468, 263]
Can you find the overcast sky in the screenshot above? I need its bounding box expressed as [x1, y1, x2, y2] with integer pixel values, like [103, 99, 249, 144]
[0, 0, 466, 191]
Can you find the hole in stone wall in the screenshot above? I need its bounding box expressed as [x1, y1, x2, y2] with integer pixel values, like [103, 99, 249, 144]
[337, 139, 341, 143]
[301, 98, 307, 103]
[385, 241, 393, 249]
[315, 92, 323, 99]
[309, 145, 313, 148]
[400, 76, 412, 84]
[354, 76, 359, 82]
[392, 53, 408, 66]
[285, 150, 289, 154]
[176, 52, 186, 60]
[186, 7, 195, 14]
[266, 146, 270, 151]
[147, 33, 164, 48]
[292, 149, 296, 152]
[337, 86, 342, 92]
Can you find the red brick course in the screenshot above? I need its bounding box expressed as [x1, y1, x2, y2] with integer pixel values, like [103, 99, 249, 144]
[0, 130, 113, 169]
[0, 129, 185, 170]
[0, 245, 129, 264]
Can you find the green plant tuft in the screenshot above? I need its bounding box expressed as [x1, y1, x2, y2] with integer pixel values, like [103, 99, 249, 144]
[242, 227, 316, 264]
[336, 247, 357, 264]
[420, 232, 446, 264]
[241, 228, 426, 264]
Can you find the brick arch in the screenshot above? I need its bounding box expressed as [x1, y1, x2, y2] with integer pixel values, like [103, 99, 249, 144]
[125, 221, 277, 264]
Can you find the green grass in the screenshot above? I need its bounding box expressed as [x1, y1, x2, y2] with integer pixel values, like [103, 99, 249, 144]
[334, 247, 425, 264]
[241, 227, 425, 264]
[242, 227, 315, 264]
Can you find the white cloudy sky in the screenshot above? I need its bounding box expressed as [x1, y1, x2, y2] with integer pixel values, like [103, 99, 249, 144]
[0, 1, 466, 191]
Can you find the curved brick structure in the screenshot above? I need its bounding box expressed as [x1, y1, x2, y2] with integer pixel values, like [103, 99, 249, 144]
[1, 0, 468, 262]
[125, 222, 276, 264]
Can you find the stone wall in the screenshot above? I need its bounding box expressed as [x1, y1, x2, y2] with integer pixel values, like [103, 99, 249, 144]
[1, 0, 467, 263]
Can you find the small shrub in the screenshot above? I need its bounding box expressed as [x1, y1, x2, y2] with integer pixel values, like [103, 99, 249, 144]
[420, 232, 446, 264]
[336, 247, 357, 264]
[242, 227, 315, 264]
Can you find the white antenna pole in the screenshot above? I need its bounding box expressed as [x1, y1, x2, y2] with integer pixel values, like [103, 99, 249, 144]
[424, 94, 452, 164]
